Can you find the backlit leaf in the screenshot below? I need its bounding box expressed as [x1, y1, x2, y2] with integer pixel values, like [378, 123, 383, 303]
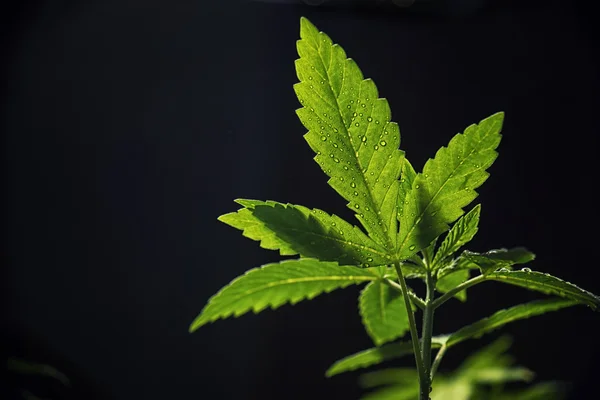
[220, 199, 390, 266]
[359, 281, 409, 346]
[295, 17, 405, 250]
[189, 259, 376, 332]
[397, 113, 504, 260]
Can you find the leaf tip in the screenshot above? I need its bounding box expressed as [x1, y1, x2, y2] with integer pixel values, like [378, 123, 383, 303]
[300, 16, 318, 38]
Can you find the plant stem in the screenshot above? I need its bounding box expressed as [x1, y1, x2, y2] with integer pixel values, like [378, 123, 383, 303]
[431, 274, 486, 309]
[420, 270, 435, 399]
[393, 260, 426, 397]
[430, 344, 447, 380]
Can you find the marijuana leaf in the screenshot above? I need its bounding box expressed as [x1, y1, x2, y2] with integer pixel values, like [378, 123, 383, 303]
[445, 298, 579, 347]
[485, 270, 600, 309]
[397, 113, 503, 260]
[189, 259, 376, 332]
[220, 199, 390, 266]
[294, 17, 405, 250]
[359, 281, 409, 346]
[463, 248, 536, 274]
[432, 204, 481, 270]
[436, 269, 470, 302]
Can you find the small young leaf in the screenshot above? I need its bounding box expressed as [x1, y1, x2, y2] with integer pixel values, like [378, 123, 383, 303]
[445, 298, 579, 347]
[359, 281, 409, 346]
[295, 17, 405, 250]
[436, 269, 470, 302]
[486, 270, 600, 308]
[432, 205, 481, 270]
[397, 112, 504, 260]
[189, 259, 376, 332]
[326, 338, 445, 377]
[326, 341, 414, 377]
[463, 248, 536, 274]
[220, 200, 390, 266]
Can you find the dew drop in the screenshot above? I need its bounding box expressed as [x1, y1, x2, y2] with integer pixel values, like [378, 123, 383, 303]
[498, 267, 510, 272]
[353, 191, 359, 196]
[367, 117, 373, 122]
[339, 177, 344, 181]
[331, 222, 336, 227]
[355, 122, 360, 127]
[308, 76, 313, 80]
[374, 145, 379, 150]
[333, 143, 338, 148]
[334, 158, 340, 163]
[330, 154, 335, 158]
[350, 182, 356, 188]
[361, 103, 366, 108]
[343, 166, 349, 170]
[409, 245, 416, 251]
[361, 136, 367, 143]
[354, 204, 360, 209]
[346, 105, 351, 109]
[321, 135, 327, 141]
[380, 140, 387, 146]
[415, 184, 420, 189]
[521, 267, 532, 272]
[352, 112, 357, 118]
[367, 257, 373, 262]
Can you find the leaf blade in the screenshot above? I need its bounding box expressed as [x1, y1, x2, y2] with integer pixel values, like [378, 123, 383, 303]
[359, 281, 410, 346]
[432, 204, 481, 270]
[295, 17, 405, 249]
[220, 199, 390, 266]
[397, 112, 504, 259]
[446, 298, 580, 347]
[486, 270, 600, 308]
[189, 259, 376, 332]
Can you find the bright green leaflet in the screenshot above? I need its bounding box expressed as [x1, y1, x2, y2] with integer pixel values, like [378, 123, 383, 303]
[431, 204, 481, 271]
[295, 17, 404, 250]
[397, 113, 503, 259]
[359, 281, 409, 346]
[463, 248, 536, 274]
[189, 259, 377, 331]
[436, 269, 470, 302]
[220, 199, 389, 266]
[326, 298, 578, 375]
[484, 271, 600, 310]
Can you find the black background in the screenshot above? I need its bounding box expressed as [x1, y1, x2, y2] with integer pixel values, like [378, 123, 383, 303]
[2, 0, 599, 399]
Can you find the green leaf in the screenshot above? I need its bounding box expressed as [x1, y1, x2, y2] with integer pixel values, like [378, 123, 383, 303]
[445, 298, 579, 347]
[359, 368, 419, 389]
[486, 270, 600, 309]
[432, 205, 481, 270]
[489, 382, 567, 400]
[397, 112, 504, 260]
[436, 269, 470, 302]
[359, 281, 409, 346]
[463, 248, 536, 274]
[220, 199, 390, 266]
[189, 259, 376, 332]
[295, 17, 405, 249]
[326, 338, 445, 377]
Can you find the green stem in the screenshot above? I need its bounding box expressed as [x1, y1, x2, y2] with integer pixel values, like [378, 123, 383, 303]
[383, 279, 426, 310]
[420, 270, 435, 399]
[431, 274, 486, 309]
[393, 260, 426, 397]
[430, 344, 448, 380]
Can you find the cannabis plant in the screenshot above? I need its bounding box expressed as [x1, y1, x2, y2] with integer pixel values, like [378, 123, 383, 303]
[190, 17, 599, 399]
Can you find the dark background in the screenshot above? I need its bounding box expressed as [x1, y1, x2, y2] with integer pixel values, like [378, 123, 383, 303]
[2, 0, 599, 399]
